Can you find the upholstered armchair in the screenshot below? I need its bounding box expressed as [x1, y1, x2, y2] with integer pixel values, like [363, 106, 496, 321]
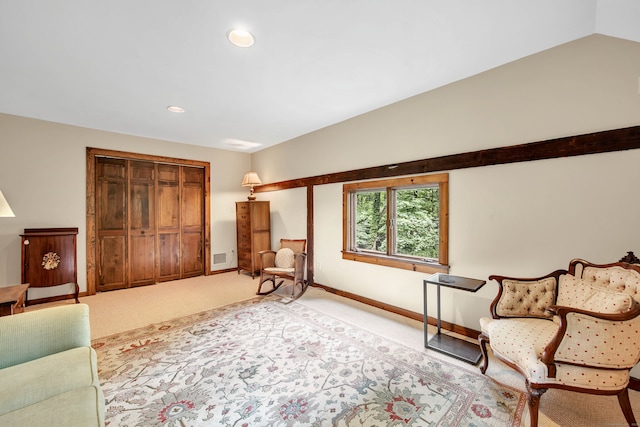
[479, 258, 640, 427]
[257, 239, 307, 298]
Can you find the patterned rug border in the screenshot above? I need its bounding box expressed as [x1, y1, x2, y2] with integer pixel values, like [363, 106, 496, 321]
[93, 294, 526, 426]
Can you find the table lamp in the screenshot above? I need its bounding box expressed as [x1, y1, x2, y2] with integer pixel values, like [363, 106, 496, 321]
[241, 172, 262, 201]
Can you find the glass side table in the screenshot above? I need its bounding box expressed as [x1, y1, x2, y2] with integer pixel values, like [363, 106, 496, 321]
[423, 273, 486, 364]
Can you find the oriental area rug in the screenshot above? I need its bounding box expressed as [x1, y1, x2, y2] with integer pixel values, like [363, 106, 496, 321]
[93, 297, 525, 426]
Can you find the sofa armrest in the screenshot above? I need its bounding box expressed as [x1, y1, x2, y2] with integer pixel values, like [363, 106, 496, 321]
[541, 303, 640, 375]
[0, 304, 91, 369]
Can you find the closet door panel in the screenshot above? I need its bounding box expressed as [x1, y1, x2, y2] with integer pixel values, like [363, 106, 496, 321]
[98, 181, 126, 230]
[157, 165, 180, 229]
[182, 168, 203, 227]
[182, 185, 202, 227]
[96, 159, 126, 231]
[158, 233, 180, 280]
[96, 158, 127, 291]
[129, 162, 156, 287]
[130, 183, 155, 229]
[130, 234, 156, 284]
[157, 186, 179, 228]
[98, 236, 127, 291]
[182, 232, 203, 277]
[181, 167, 204, 278]
[157, 164, 181, 282]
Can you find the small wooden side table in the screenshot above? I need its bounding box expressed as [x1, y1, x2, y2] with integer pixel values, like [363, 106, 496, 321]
[0, 283, 30, 316]
[423, 273, 486, 364]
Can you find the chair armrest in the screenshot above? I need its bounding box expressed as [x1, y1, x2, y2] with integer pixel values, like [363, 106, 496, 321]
[259, 250, 277, 269]
[293, 252, 307, 281]
[541, 303, 640, 376]
[488, 269, 566, 319]
[293, 252, 307, 268]
[0, 304, 91, 369]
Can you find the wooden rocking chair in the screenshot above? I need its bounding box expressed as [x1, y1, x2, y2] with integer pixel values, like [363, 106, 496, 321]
[257, 239, 307, 299]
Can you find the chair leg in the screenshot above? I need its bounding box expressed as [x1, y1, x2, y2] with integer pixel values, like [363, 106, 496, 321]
[617, 387, 638, 427]
[525, 381, 546, 427]
[478, 333, 490, 374]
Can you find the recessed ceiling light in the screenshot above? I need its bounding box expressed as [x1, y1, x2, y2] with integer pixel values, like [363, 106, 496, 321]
[227, 29, 255, 48]
[167, 105, 185, 113]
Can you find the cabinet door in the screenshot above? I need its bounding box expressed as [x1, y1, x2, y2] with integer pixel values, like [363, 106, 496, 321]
[129, 161, 156, 287]
[96, 158, 128, 291]
[250, 202, 271, 273]
[23, 233, 76, 287]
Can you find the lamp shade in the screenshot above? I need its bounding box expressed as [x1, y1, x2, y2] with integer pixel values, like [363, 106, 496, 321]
[241, 171, 262, 187]
[241, 172, 262, 201]
[0, 190, 15, 217]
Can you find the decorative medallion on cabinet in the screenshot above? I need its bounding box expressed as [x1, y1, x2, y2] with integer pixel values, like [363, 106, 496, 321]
[21, 227, 79, 304]
[236, 201, 270, 278]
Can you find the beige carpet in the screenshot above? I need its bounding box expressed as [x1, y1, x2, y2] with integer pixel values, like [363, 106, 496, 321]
[27, 272, 259, 338]
[27, 272, 640, 426]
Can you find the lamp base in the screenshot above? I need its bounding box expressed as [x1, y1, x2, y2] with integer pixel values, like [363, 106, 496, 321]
[247, 195, 257, 201]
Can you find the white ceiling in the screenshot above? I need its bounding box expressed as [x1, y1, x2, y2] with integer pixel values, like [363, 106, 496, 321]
[1, 1, 639, 153]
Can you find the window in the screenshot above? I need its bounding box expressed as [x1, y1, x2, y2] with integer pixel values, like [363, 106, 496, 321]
[343, 173, 448, 274]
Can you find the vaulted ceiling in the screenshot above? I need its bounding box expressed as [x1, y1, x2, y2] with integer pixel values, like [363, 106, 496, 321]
[1, 1, 639, 152]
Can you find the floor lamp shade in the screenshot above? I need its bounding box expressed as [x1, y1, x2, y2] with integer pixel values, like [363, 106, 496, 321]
[0, 190, 15, 217]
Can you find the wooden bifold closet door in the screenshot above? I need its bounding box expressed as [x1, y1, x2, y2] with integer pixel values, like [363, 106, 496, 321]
[95, 157, 204, 292]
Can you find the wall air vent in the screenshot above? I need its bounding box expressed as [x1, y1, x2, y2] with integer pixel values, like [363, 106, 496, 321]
[213, 253, 227, 265]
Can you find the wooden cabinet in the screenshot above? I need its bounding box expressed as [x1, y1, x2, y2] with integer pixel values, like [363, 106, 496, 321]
[21, 228, 79, 304]
[236, 201, 270, 278]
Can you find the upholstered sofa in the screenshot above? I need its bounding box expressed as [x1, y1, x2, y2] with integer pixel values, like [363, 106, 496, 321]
[0, 304, 105, 426]
[479, 258, 640, 427]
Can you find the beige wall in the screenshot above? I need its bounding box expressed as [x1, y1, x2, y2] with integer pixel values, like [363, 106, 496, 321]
[252, 34, 640, 337]
[254, 35, 640, 180]
[0, 114, 250, 298]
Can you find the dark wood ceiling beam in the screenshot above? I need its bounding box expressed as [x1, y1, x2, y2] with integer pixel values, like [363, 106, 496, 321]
[255, 125, 640, 192]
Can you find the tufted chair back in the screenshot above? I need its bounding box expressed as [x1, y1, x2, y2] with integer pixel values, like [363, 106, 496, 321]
[572, 261, 640, 303]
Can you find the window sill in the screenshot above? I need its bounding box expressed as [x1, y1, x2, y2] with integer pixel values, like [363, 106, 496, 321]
[342, 251, 449, 274]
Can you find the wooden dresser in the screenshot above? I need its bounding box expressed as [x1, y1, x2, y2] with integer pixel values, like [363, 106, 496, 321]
[236, 201, 270, 278]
